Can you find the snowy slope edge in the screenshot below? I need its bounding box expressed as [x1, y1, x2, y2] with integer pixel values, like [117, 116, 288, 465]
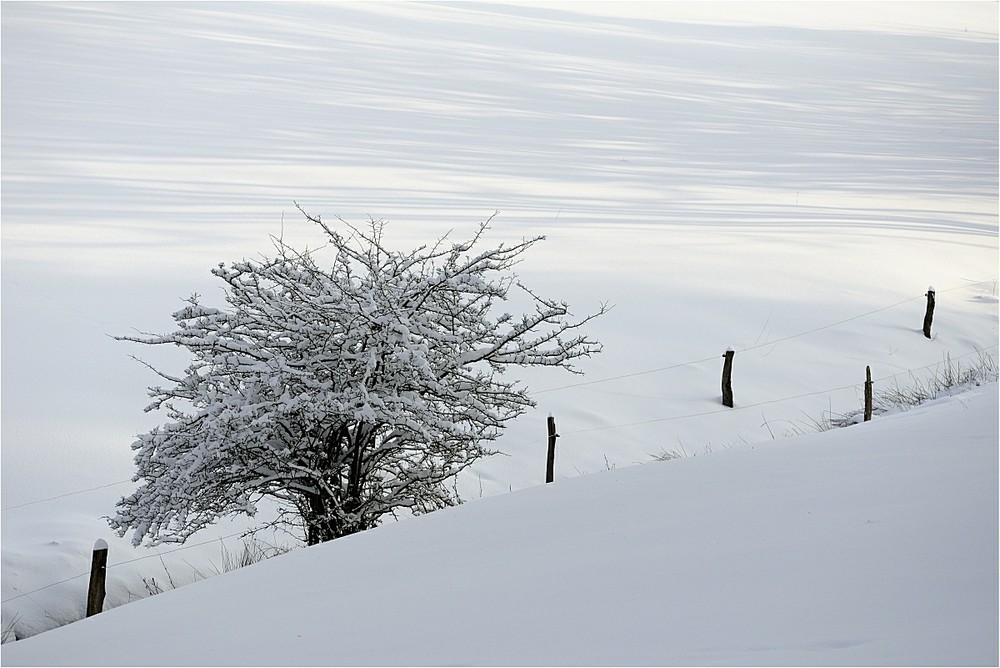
[3, 383, 997, 667]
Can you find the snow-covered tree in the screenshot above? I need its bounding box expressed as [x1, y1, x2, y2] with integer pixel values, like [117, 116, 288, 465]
[110, 209, 607, 547]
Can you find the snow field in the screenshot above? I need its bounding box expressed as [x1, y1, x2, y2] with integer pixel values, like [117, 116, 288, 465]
[3, 384, 997, 665]
[1, 1, 996, 661]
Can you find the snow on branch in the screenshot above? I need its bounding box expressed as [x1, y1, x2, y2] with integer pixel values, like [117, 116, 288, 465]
[110, 209, 608, 547]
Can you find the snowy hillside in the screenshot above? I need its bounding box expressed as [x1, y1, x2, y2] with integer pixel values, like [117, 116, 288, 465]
[3, 383, 997, 666]
[2, 1, 997, 660]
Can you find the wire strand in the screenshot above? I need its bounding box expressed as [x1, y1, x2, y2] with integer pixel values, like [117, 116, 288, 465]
[533, 278, 996, 395]
[528, 345, 999, 440]
[0, 530, 250, 604]
[1, 481, 133, 513]
[6, 346, 996, 605]
[3, 279, 996, 609]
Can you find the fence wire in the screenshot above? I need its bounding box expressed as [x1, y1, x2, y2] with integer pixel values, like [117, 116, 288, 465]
[2, 280, 996, 608]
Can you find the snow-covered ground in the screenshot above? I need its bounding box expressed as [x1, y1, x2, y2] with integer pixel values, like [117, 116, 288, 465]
[2, 1, 997, 662]
[4, 383, 998, 666]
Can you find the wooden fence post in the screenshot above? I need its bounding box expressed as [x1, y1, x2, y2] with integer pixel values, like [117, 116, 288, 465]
[864, 365, 873, 422]
[545, 415, 558, 483]
[721, 348, 735, 408]
[86, 539, 108, 617]
[923, 286, 935, 339]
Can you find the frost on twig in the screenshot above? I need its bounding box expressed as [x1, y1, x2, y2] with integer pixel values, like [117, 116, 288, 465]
[110, 209, 608, 547]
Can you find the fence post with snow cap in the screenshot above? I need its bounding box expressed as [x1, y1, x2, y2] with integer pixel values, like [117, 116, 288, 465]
[86, 539, 108, 617]
[545, 415, 558, 483]
[923, 286, 935, 339]
[721, 348, 735, 407]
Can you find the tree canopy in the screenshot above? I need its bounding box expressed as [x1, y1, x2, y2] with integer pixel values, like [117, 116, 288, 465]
[110, 210, 607, 546]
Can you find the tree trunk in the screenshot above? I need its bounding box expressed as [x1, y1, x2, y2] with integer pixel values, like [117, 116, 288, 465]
[296, 422, 379, 545]
[301, 482, 373, 545]
[347, 423, 367, 502]
[304, 491, 339, 545]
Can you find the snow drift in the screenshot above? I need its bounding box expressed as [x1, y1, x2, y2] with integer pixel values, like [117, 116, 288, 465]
[4, 383, 997, 666]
